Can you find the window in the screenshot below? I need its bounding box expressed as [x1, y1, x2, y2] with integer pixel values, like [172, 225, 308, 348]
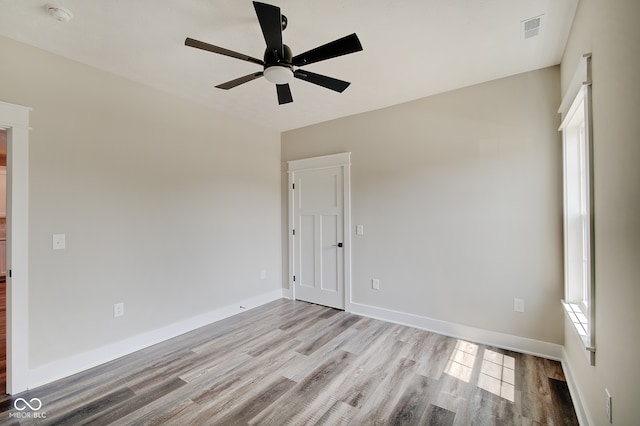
[559, 54, 595, 365]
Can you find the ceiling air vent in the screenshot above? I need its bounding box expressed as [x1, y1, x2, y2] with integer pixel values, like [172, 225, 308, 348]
[523, 16, 542, 39]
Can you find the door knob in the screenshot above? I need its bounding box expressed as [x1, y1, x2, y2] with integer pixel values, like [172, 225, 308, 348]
[332, 243, 343, 247]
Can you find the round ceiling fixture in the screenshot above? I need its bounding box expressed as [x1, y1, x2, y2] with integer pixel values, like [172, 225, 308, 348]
[47, 5, 73, 23]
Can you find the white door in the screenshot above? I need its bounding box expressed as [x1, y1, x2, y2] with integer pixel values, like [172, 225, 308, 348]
[288, 153, 351, 310]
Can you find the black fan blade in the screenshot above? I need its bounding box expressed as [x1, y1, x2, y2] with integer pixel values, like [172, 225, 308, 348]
[276, 84, 293, 104]
[294, 70, 351, 93]
[292, 33, 362, 67]
[216, 72, 264, 90]
[185, 37, 264, 65]
[253, 2, 283, 58]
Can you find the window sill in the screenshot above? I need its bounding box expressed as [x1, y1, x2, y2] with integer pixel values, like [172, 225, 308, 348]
[562, 300, 596, 365]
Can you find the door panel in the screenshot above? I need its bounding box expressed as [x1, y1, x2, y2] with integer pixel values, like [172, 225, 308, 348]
[294, 167, 344, 309]
[299, 214, 315, 288]
[321, 214, 338, 292]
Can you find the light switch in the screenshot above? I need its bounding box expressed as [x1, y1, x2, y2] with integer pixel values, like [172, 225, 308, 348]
[356, 225, 364, 235]
[514, 298, 525, 313]
[53, 234, 66, 250]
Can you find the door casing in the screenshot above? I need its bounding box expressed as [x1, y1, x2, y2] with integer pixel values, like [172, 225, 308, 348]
[0, 100, 30, 394]
[287, 152, 352, 312]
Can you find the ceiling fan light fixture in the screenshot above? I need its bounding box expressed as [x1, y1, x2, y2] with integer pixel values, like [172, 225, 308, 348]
[263, 66, 293, 85]
[185, 2, 363, 104]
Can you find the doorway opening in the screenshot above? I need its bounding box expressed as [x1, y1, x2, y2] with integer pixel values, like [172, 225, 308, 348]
[0, 100, 30, 394]
[0, 129, 5, 393]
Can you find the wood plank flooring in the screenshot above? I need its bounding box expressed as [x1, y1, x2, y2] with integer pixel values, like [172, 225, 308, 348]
[0, 299, 578, 425]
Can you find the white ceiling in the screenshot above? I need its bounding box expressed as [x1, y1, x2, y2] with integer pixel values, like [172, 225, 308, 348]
[0, 0, 578, 132]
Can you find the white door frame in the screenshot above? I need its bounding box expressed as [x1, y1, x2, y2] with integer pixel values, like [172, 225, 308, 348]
[0, 100, 31, 394]
[287, 152, 352, 312]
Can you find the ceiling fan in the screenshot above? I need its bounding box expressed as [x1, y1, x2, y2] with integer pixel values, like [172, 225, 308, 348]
[185, 1, 363, 105]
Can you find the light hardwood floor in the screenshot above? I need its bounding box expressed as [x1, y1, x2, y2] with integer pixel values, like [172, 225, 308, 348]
[0, 299, 578, 425]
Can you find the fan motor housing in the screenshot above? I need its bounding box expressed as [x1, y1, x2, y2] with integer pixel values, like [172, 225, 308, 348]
[264, 44, 293, 68]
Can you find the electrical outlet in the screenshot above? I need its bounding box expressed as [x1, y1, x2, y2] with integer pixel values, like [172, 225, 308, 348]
[372, 278, 380, 290]
[260, 269, 267, 280]
[514, 298, 525, 313]
[605, 388, 612, 423]
[114, 302, 124, 318]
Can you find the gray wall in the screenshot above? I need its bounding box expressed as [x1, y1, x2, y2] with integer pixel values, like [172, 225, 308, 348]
[0, 36, 282, 367]
[560, 0, 640, 424]
[283, 66, 564, 344]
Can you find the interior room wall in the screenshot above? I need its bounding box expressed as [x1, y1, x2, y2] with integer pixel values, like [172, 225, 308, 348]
[0, 36, 282, 368]
[560, 0, 640, 424]
[282, 66, 564, 345]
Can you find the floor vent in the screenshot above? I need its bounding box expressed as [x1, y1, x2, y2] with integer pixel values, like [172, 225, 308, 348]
[523, 16, 542, 39]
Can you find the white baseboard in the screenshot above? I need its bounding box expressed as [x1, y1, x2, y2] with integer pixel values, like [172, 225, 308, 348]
[561, 347, 592, 426]
[282, 287, 292, 299]
[26, 289, 285, 391]
[350, 302, 563, 360]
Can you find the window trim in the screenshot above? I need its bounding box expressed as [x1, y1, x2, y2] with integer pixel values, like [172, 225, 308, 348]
[559, 53, 596, 365]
